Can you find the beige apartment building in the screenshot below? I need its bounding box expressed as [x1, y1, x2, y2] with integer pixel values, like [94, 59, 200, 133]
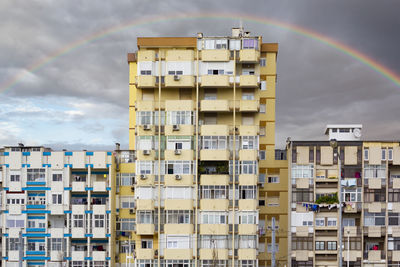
[124, 28, 288, 267]
[288, 125, 400, 267]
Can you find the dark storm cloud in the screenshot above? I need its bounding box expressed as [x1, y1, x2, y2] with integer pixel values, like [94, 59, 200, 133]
[0, 0, 399, 149]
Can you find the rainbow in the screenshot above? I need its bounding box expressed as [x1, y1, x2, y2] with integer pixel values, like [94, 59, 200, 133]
[2, 12, 400, 93]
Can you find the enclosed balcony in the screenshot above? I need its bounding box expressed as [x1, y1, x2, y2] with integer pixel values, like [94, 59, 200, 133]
[165, 75, 195, 88]
[71, 174, 87, 192]
[200, 75, 230, 87]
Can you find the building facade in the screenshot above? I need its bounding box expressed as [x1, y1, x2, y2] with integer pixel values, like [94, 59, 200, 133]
[125, 28, 288, 267]
[0, 146, 115, 267]
[288, 125, 400, 267]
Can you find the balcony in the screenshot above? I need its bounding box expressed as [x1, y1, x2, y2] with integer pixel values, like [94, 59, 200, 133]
[344, 202, 362, 213]
[136, 101, 155, 111]
[368, 178, 383, 189]
[71, 251, 86, 261]
[238, 125, 258, 136]
[201, 50, 230, 61]
[136, 174, 155, 186]
[164, 249, 193, 260]
[136, 224, 155, 235]
[137, 150, 157, 160]
[239, 49, 259, 63]
[165, 100, 194, 111]
[200, 125, 229, 136]
[390, 226, 400, 237]
[296, 178, 310, 189]
[165, 75, 195, 88]
[200, 199, 229, 210]
[164, 199, 193, 210]
[136, 199, 154, 210]
[166, 49, 194, 61]
[93, 181, 107, 192]
[343, 250, 361, 262]
[344, 226, 360, 237]
[200, 224, 228, 235]
[393, 178, 400, 189]
[164, 224, 193, 234]
[201, 75, 230, 87]
[200, 100, 230, 112]
[238, 199, 257, 210]
[200, 174, 229, 185]
[200, 149, 230, 161]
[164, 150, 194, 160]
[137, 76, 156, 88]
[72, 181, 86, 192]
[367, 226, 383, 237]
[239, 150, 258, 161]
[239, 100, 259, 112]
[295, 226, 310, 237]
[164, 174, 193, 186]
[392, 251, 400, 261]
[238, 224, 257, 235]
[199, 249, 228, 260]
[366, 250, 385, 262]
[92, 251, 106, 261]
[238, 248, 257, 260]
[294, 250, 310, 261]
[165, 125, 194, 136]
[238, 174, 257, 185]
[239, 75, 258, 87]
[136, 249, 154, 259]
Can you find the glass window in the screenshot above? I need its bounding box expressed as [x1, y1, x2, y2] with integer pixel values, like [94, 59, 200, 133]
[315, 241, 324, 250]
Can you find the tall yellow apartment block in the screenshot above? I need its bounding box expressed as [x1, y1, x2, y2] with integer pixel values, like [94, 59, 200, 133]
[124, 28, 288, 267]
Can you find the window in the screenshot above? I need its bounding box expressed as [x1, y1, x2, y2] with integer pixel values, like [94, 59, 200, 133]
[327, 218, 337, 226]
[260, 104, 266, 113]
[27, 168, 46, 182]
[364, 211, 385, 226]
[200, 185, 228, 199]
[52, 193, 62, 204]
[6, 215, 25, 228]
[202, 136, 227, 150]
[137, 111, 153, 125]
[119, 173, 135, 186]
[120, 196, 135, 209]
[327, 241, 337, 250]
[291, 237, 313, 250]
[208, 69, 224, 75]
[343, 218, 356, 226]
[165, 186, 192, 199]
[292, 189, 314, 203]
[204, 89, 217, 100]
[342, 187, 362, 202]
[382, 148, 386, 160]
[136, 187, 153, 200]
[291, 164, 314, 183]
[201, 260, 227, 267]
[94, 215, 105, 228]
[242, 90, 255, 100]
[200, 235, 228, 249]
[73, 215, 84, 228]
[10, 174, 20, 182]
[239, 211, 257, 224]
[364, 148, 369, 160]
[165, 160, 194, 175]
[201, 212, 227, 224]
[167, 111, 193, 125]
[260, 81, 267, 91]
[137, 211, 153, 224]
[168, 70, 183, 75]
[315, 241, 324, 250]
[243, 39, 258, 49]
[259, 151, 266, 160]
[140, 70, 152, 75]
[239, 235, 257, 249]
[166, 235, 190, 249]
[315, 218, 325, 226]
[268, 176, 279, 183]
[166, 260, 191, 267]
[260, 58, 266, 67]
[241, 161, 258, 174]
[204, 39, 227, 50]
[136, 161, 154, 175]
[166, 210, 191, 224]
[241, 136, 258, 150]
[119, 218, 136, 231]
[8, 238, 20, 250]
[141, 239, 153, 249]
[239, 185, 257, 199]
[120, 243, 135, 253]
[50, 238, 63, 251]
[52, 173, 62, 182]
[389, 148, 393, 160]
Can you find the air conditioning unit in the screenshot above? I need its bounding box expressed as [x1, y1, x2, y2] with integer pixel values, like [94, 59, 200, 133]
[143, 150, 150, 155]
[143, 124, 151, 130]
[131, 186, 135, 192]
[172, 125, 180, 131]
[174, 75, 180, 81]
[129, 209, 134, 214]
[175, 175, 182, 180]
[174, 149, 181, 155]
[140, 174, 147, 180]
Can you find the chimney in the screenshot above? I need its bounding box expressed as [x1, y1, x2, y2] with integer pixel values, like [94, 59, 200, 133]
[115, 143, 120, 151]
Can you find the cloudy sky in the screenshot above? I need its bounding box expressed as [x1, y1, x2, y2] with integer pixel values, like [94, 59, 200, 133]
[1, 0, 399, 150]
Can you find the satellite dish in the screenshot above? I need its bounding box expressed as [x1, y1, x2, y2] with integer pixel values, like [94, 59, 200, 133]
[353, 128, 361, 138]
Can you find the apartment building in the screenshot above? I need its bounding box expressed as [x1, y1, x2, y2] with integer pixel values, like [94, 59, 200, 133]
[126, 28, 288, 267]
[288, 125, 400, 267]
[0, 145, 115, 267]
